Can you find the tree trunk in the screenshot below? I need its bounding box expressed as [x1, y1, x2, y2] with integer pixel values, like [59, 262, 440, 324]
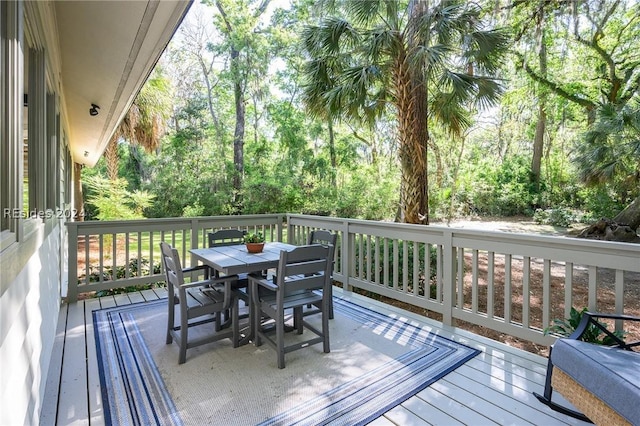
[104, 136, 119, 181]
[613, 195, 640, 232]
[398, 0, 429, 225]
[577, 196, 640, 242]
[231, 47, 245, 213]
[328, 120, 337, 189]
[531, 8, 547, 193]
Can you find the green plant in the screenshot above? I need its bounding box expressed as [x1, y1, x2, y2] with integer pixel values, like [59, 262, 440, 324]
[544, 307, 626, 345]
[243, 232, 265, 243]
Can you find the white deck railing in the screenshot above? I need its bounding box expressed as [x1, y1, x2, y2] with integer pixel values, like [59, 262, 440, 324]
[66, 214, 285, 302]
[66, 214, 640, 346]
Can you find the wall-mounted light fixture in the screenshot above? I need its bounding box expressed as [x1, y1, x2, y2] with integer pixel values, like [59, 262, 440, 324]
[89, 104, 100, 116]
[84, 151, 89, 158]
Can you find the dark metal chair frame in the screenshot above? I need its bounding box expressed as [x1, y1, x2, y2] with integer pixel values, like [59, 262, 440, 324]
[533, 312, 640, 422]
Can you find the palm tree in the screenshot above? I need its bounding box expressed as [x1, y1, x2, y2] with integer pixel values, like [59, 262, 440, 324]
[301, 0, 508, 224]
[74, 71, 171, 220]
[104, 72, 172, 181]
[574, 102, 640, 234]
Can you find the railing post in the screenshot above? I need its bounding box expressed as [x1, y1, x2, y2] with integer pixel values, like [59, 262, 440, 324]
[285, 215, 292, 244]
[66, 222, 78, 303]
[343, 220, 353, 293]
[190, 218, 199, 269]
[441, 230, 455, 326]
[278, 214, 284, 242]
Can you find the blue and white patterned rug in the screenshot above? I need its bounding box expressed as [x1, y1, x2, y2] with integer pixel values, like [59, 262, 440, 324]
[94, 296, 479, 425]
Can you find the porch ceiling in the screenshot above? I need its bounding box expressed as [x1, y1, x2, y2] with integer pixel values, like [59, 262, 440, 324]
[55, 0, 192, 167]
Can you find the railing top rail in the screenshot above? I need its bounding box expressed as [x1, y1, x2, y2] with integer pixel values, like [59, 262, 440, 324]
[66, 214, 285, 233]
[288, 214, 640, 270]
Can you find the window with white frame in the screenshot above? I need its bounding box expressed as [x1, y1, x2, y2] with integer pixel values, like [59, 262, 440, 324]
[1, 0, 24, 249]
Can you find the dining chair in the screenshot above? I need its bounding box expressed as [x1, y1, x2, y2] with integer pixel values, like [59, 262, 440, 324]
[160, 241, 239, 364]
[208, 229, 250, 324]
[305, 230, 338, 319]
[249, 244, 333, 369]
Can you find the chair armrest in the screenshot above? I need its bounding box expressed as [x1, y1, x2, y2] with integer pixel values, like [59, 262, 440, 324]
[179, 275, 237, 290]
[569, 312, 640, 349]
[248, 274, 278, 292]
[182, 264, 208, 274]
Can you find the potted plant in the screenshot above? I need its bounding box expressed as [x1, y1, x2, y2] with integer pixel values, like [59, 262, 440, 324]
[243, 232, 265, 253]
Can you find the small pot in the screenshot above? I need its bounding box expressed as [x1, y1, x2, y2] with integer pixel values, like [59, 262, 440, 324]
[245, 242, 265, 253]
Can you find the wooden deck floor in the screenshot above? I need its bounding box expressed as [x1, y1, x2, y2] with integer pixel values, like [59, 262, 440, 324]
[40, 287, 589, 426]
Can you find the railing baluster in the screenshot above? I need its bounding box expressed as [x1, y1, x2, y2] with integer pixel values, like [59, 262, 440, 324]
[99, 234, 104, 284]
[392, 239, 399, 292]
[402, 240, 409, 293]
[487, 251, 494, 320]
[504, 254, 512, 323]
[457, 248, 464, 309]
[564, 262, 573, 320]
[588, 265, 597, 311]
[542, 259, 551, 331]
[472, 249, 478, 313]
[522, 256, 530, 328]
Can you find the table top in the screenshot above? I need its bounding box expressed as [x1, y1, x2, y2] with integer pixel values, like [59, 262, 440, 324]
[189, 242, 296, 275]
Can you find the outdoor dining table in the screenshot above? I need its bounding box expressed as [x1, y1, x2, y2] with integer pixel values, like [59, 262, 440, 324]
[189, 241, 297, 344]
[189, 241, 296, 276]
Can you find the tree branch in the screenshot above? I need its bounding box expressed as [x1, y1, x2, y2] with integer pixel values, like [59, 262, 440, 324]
[515, 53, 596, 110]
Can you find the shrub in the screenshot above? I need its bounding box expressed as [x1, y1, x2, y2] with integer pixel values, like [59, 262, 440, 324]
[544, 307, 626, 345]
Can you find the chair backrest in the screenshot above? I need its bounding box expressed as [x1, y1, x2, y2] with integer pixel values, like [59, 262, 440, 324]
[275, 244, 333, 298]
[160, 241, 184, 294]
[307, 229, 337, 247]
[307, 230, 337, 270]
[208, 229, 246, 247]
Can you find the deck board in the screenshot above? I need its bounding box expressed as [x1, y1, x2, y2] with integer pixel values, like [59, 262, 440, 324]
[85, 297, 104, 426]
[40, 303, 67, 426]
[42, 287, 591, 426]
[56, 301, 89, 425]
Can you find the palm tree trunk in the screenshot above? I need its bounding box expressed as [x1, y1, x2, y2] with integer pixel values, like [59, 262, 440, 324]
[395, 51, 429, 225]
[397, 0, 430, 225]
[104, 136, 119, 181]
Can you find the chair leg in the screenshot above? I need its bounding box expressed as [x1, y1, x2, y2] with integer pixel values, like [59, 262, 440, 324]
[178, 306, 189, 364]
[166, 299, 174, 344]
[253, 299, 262, 347]
[532, 361, 593, 423]
[294, 307, 303, 334]
[277, 310, 286, 369]
[322, 301, 330, 353]
[232, 296, 239, 348]
[327, 285, 334, 320]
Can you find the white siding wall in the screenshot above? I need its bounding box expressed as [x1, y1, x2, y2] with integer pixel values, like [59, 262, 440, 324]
[0, 219, 62, 425]
[0, 1, 66, 424]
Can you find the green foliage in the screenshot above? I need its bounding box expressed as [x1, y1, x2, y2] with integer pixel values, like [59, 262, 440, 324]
[243, 232, 264, 243]
[85, 257, 162, 297]
[533, 208, 585, 227]
[576, 186, 628, 221]
[80, 1, 640, 227]
[182, 203, 205, 218]
[544, 307, 626, 345]
[573, 102, 640, 196]
[84, 175, 154, 220]
[458, 154, 537, 216]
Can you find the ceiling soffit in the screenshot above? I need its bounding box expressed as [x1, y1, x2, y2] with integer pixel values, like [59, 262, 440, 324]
[55, 0, 192, 166]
